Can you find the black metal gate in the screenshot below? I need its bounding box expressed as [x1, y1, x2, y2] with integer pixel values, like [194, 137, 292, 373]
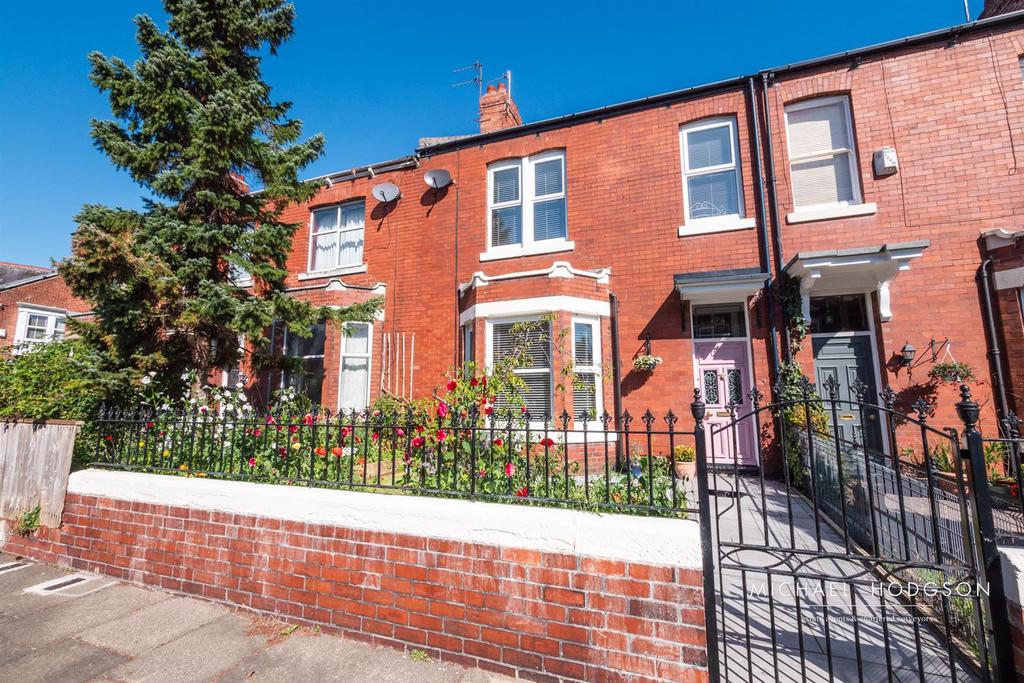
[692, 378, 1016, 682]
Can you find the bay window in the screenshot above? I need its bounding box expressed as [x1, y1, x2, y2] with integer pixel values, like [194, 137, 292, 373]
[572, 319, 601, 419]
[283, 322, 326, 404]
[14, 306, 66, 347]
[489, 319, 553, 419]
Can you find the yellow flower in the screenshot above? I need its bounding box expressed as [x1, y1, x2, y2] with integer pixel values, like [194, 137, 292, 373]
[195, 472, 207, 478]
[138, 441, 146, 448]
[290, 442, 301, 451]
[178, 464, 189, 471]
[162, 450, 170, 457]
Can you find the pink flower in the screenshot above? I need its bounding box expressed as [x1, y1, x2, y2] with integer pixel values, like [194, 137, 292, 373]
[478, 468, 486, 477]
[373, 410, 381, 417]
[436, 402, 448, 419]
[469, 378, 479, 387]
[371, 432, 380, 442]
[303, 414, 314, 426]
[504, 462, 515, 477]
[341, 427, 352, 437]
[288, 425, 298, 434]
[539, 438, 555, 448]
[520, 406, 527, 414]
[248, 457, 257, 467]
[394, 428, 405, 437]
[446, 380, 458, 391]
[278, 447, 287, 456]
[266, 415, 276, 424]
[253, 428, 262, 437]
[516, 486, 529, 498]
[435, 429, 447, 441]
[412, 436, 425, 448]
[416, 425, 425, 433]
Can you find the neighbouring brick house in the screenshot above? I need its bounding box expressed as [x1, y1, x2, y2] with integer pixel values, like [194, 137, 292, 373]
[233, 7, 1024, 473]
[0, 265, 90, 350]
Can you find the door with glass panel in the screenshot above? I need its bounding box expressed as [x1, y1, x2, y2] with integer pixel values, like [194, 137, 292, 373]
[691, 304, 757, 468]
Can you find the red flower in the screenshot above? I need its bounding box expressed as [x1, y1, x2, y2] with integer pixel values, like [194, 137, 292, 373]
[371, 432, 380, 442]
[278, 447, 287, 456]
[331, 447, 343, 457]
[412, 436, 425, 448]
[515, 486, 529, 498]
[104, 435, 113, 441]
[521, 406, 527, 414]
[394, 428, 405, 437]
[253, 428, 262, 437]
[145, 421, 155, 429]
[288, 425, 298, 434]
[315, 447, 326, 457]
[469, 378, 479, 387]
[416, 425, 425, 433]
[303, 414, 314, 426]
[505, 462, 515, 477]
[341, 427, 352, 437]
[373, 410, 381, 417]
[446, 380, 458, 391]
[436, 402, 448, 419]
[358, 457, 365, 465]
[493, 438, 503, 446]
[484, 406, 493, 416]
[266, 415, 276, 424]
[248, 457, 257, 467]
[436, 429, 447, 440]
[539, 438, 555, 448]
[478, 468, 486, 477]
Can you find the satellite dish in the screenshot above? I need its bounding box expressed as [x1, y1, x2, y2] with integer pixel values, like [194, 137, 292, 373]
[423, 169, 452, 189]
[371, 182, 401, 203]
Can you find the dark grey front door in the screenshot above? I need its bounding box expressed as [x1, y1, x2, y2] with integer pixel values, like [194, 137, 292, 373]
[812, 334, 884, 452]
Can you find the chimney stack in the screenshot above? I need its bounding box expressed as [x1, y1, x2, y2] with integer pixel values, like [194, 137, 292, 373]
[479, 81, 521, 134]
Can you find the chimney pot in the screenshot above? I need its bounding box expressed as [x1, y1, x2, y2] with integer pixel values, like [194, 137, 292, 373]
[486, 84, 497, 94]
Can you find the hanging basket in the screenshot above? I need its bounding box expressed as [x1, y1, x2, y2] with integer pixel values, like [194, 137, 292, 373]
[928, 361, 974, 384]
[633, 354, 662, 372]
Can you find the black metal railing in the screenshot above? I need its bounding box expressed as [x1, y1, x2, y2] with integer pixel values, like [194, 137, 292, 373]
[91, 406, 697, 516]
[982, 411, 1024, 545]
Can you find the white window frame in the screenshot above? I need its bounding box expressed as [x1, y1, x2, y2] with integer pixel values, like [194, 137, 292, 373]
[338, 321, 373, 412]
[483, 151, 573, 262]
[678, 117, 755, 236]
[13, 305, 67, 348]
[484, 316, 554, 424]
[306, 200, 366, 275]
[784, 96, 874, 221]
[571, 317, 603, 420]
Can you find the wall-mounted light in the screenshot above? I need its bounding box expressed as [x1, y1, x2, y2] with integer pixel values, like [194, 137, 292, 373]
[898, 342, 916, 368]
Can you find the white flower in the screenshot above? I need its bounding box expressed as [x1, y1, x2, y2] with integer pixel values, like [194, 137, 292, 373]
[236, 381, 245, 389]
[148, 371, 157, 377]
[181, 373, 189, 381]
[141, 375, 152, 385]
[224, 404, 234, 413]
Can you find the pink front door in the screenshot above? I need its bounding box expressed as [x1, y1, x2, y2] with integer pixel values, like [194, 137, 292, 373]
[694, 340, 758, 468]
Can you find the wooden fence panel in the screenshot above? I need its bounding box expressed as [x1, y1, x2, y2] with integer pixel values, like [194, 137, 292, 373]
[0, 420, 80, 528]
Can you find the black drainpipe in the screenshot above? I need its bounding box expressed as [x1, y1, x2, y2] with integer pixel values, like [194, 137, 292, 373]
[609, 292, 624, 469]
[979, 258, 1010, 424]
[747, 76, 781, 386]
[760, 72, 791, 364]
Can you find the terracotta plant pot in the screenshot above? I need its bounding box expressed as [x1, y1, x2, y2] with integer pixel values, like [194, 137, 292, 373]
[674, 460, 697, 479]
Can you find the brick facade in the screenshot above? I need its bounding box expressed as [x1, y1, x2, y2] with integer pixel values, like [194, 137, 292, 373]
[257, 16, 1024, 446]
[0, 271, 91, 349]
[2, 486, 709, 683]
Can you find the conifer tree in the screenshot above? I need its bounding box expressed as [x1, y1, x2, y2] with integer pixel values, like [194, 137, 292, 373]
[60, 0, 377, 396]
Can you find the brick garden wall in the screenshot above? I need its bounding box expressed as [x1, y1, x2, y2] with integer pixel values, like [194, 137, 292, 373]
[2, 471, 709, 683]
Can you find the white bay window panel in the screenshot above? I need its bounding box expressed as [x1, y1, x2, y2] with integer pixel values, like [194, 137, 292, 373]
[680, 118, 745, 225]
[491, 320, 553, 419]
[14, 306, 67, 347]
[309, 201, 365, 272]
[785, 97, 861, 210]
[340, 322, 372, 411]
[572, 319, 602, 420]
[283, 322, 326, 405]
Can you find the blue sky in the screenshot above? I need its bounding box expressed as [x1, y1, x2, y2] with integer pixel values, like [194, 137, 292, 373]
[0, 0, 984, 267]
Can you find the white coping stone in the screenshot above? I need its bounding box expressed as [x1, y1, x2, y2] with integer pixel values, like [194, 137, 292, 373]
[1000, 546, 1024, 606]
[68, 469, 703, 569]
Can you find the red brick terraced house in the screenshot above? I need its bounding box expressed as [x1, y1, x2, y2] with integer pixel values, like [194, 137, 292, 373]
[230, 8, 1024, 473]
[0, 264, 91, 351]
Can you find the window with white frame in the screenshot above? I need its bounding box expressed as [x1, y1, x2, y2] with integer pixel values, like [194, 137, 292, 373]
[784, 96, 862, 210]
[339, 322, 372, 411]
[680, 117, 745, 224]
[15, 306, 66, 346]
[490, 319, 552, 418]
[488, 151, 567, 253]
[572, 319, 601, 419]
[283, 321, 326, 404]
[309, 200, 365, 273]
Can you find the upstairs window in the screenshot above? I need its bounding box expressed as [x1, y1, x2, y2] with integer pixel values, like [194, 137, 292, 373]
[487, 151, 567, 255]
[680, 118, 745, 224]
[784, 96, 861, 210]
[309, 200, 365, 273]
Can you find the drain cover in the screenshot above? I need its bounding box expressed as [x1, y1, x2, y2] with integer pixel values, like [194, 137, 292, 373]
[24, 572, 114, 596]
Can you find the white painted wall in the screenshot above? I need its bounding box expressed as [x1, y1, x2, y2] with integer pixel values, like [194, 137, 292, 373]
[67, 470, 703, 569]
[1000, 546, 1024, 606]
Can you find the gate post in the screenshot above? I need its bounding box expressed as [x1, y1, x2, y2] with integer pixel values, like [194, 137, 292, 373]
[691, 389, 720, 681]
[956, 385, 1015, 682]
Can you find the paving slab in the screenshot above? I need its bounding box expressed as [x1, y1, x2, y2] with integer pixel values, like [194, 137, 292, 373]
[78, 592, 224, 656]
[104, 613, 269, 683]
[0, 636, 128, 682]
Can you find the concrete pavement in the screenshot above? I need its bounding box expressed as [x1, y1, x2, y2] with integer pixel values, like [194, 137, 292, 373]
[0, 553, 513, 683]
